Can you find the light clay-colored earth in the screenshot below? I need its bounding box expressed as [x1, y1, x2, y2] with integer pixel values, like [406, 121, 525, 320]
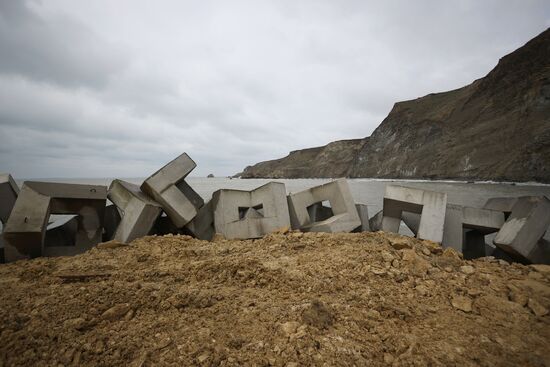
[0, 231, 549, 366]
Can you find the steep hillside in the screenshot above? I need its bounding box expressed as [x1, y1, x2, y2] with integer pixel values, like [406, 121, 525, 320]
[241, 138, 367, 178]
[240, 29, 550, 182]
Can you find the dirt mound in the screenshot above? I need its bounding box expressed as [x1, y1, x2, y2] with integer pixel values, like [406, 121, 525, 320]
[1, 231, 549, 366]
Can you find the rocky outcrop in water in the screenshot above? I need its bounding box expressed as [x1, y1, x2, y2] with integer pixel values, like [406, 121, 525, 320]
[240, 28, 550, 182]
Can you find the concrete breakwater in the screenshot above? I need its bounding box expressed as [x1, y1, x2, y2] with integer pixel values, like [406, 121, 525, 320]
[1, 152, 550, 264]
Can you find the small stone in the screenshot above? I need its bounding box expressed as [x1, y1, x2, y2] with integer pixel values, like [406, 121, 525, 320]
[451, 296, 473, 313]
[415, 285, 429, 296]
[197, 353, 210, 363]
[528, 298, 548, 317]
[389, 237, 412, 250]
[442, 247, 463, 260]
[281, 321, 300, 336]
[291, 232, 304, 238]
[498, 259, 509, 266]
[63, 317, 87, 330]
[366, 309, 380, 319]
[460, 265, 475, 275]
[381, 251, 394, 263]
[444, 266, 453, 273]
[391, 259, 400, 268]
[509, 291, 528, 307]
[371, 268, 387, 275]
[101, 304, 131, 321]
[383, 353, 394, 363]
[421, 247, 431, 256]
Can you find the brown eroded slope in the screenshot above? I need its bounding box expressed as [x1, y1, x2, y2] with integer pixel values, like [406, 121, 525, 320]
[240, 28, 550, 182]
[0, 231, 549, 366]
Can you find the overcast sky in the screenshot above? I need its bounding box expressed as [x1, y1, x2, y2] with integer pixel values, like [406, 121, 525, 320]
[0, 1, 548, 178]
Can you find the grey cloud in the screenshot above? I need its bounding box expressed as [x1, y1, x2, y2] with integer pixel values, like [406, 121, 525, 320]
[0, 0, 548, 178]
[0, 1, 127, 88]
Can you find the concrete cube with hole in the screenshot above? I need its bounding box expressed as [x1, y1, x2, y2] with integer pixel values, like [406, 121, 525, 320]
[211, 182, 290, 239]
[381, 185, 447, 243]
[3, 181, 107, 262]
[287, 179, 360, 233]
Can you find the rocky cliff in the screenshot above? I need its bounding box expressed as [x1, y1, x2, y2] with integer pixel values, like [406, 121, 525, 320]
[240, 28, 550, 182]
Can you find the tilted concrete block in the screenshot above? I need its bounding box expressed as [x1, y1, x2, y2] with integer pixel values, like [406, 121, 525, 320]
[484, 197, 518, 220]
[141, 153, 204, 228]
[369, 210, 383, 232]
[401, 211, 420, 234]
[108, 179, 162, 243]
[381, 186, 447, 243]
[442, 204, 505, 259]
[185, 200, 214, 241]
[494, 196, 550, 264]
[102, 204, 121, 242]
[0, 173, 19, 263]
[212, 182, 290, 239]
[353, 204, 371, 232]
[3, 181, 106, 262]
[287, 179, 360, 233]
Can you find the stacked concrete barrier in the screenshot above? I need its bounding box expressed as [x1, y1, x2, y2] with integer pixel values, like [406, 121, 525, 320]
[1, 154, 549, 265]
[3, 181, 106, 262]
[141, 153, 204, 228]
[108, 180, 162, 243]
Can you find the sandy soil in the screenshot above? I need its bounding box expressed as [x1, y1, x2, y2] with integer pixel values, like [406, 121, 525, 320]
[0, 230, 549, 366]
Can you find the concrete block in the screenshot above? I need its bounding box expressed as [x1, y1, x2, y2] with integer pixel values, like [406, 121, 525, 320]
[369, 210, 383, 232]
[185, 200, 214, 241]
[141, 153, 204, 228]
[381, 186, 447, 243]
[484, 197, 518, 220]
[494, 196, 550, 264]
[0, 173, 19, 263]
[353, 204, 371, 232]
[212, 182, 290, 239]
[108, 179, 162, 243]
[442, 203, 505, 258]
[3, 181, 106, 262]
[287, 179, 360, 233]
[401, 211, 420, 234]
[102, 204, 121, 242]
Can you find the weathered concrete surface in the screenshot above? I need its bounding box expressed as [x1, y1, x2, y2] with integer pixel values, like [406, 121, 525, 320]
[353, 204, 370, 232]
[3, 182, 106, 262]
[0, 173, 19, 263]
[287, 179, 360, 233]
[108, 179, 162, 243]
[442, 204, 505, 259]
[369, 210, 383, 232]
[141, 153, 204, 228]
[185, 200, 214, 241]
[381, 186, 447, 243]
[484, 197, 518, 220]
[102, 204, 121, 242]
[212, 182, 290, 239]
[494, 196, 550, 263]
